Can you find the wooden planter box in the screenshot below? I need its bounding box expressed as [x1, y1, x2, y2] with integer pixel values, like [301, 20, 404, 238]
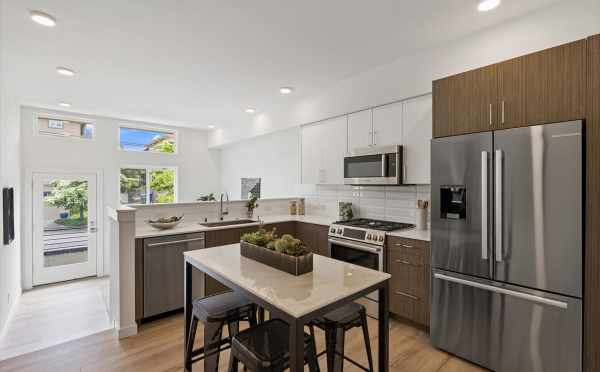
[240, 241, 313, 276]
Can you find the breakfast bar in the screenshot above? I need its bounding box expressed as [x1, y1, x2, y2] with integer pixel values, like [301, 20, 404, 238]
[183, 244, 391, 372]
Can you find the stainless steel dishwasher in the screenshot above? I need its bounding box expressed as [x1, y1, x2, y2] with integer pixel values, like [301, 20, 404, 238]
[143, 232, 206, 318]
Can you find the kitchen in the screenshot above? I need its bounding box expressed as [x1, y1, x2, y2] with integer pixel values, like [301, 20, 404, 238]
[0, 0, 599, 371]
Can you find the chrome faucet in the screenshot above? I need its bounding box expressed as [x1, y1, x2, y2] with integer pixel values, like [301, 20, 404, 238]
[219, 192, 229, 220]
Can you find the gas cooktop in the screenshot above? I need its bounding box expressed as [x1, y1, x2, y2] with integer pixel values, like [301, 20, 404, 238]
[333, 218, 415, 232]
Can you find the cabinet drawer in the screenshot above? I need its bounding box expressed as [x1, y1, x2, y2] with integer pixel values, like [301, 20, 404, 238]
[389, 259, 428, 298]
[389, 288, 429, 326]
[388, 237, 430, 266]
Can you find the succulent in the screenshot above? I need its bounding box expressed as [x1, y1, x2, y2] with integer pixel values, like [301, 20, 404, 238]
[241, 227, 277, 247]
[273, 234, 308, 256]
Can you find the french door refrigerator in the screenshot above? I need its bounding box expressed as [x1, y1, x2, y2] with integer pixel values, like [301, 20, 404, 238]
[430, 120, 583, 372]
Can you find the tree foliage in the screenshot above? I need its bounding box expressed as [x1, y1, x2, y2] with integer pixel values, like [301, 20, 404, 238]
[44, 180, 88, 221]
[150, 169, 175, 203]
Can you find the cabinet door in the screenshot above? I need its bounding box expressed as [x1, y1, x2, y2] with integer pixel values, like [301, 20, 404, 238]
[301, 117, 347, 185]
[497, 57, 524, 129]
[432, 78, 452, 138]
[301, 123, 323, 184]
[402, 94, 432, 184]
[320, 117, 348, 184]
[372, 102, 403, 147]
[296, 222, 317, 253]
[450, 64, 498, 135]
[316, 225, 330, 257]
[347, 109, 372, 151]
[523, 39, 587, 125]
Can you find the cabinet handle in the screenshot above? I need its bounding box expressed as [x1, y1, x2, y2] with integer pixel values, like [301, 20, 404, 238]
[394, 243, 414, 248]
[395, 259, 422, 267]
[501, 101, 505, 124]
[489, 104, 493, 126]
[147, 237, 205, 247]
[395, 290, 420, 301]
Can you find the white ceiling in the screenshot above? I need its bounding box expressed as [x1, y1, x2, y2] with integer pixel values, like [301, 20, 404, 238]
[1, 0, 561, 130]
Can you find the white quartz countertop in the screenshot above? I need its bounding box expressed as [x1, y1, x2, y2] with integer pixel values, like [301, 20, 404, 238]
[136, 213, 431, 241]
[184, 244, 391, 318]
[135, 214, 333, 239]
[387, 228, 431, 242]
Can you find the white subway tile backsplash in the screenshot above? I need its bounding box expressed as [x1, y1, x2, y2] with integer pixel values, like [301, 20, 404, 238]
[308, 184, 430, 225]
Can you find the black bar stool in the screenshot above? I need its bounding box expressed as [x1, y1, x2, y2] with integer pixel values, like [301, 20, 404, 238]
[309, 302, 374, 372]
[228, 319, 320, 372]
[185, 291, 257, 371]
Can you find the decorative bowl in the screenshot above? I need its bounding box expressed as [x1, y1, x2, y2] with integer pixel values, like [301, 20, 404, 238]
[147, 215, 183, 230]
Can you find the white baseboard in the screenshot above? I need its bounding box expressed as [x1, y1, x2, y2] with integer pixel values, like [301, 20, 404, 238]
[116, 323, 138, 339]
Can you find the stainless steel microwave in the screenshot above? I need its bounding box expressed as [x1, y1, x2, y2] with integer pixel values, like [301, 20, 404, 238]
[343, 145, 403, 185]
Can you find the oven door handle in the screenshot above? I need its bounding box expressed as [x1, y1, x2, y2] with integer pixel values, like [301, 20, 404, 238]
[328, 237, 383, 254]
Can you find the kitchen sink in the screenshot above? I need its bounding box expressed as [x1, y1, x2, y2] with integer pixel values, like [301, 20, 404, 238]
[199, 219, 257, 228]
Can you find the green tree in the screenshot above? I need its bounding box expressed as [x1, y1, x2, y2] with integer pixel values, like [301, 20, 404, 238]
[150, 169, 174, 203]
[45, 180, 88, 222]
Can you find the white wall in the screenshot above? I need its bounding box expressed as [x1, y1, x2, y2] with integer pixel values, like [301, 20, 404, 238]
[20, 106, 221, 288]
[220, 127, 301, 199]
[0, 2, 22, 332]
[209, 0, 600, 147]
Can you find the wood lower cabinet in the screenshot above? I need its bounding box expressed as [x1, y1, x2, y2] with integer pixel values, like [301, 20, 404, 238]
[387, 236, 430, 327]
[433, 39, 587, 137]
[295, 222, 329, 256]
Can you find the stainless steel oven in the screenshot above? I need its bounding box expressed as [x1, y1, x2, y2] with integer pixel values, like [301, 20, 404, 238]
[344, 145, 402, 185]
[328, 236, 384, 318]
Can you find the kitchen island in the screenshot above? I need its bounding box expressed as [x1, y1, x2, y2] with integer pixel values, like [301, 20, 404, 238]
[183, 244, 391, 372]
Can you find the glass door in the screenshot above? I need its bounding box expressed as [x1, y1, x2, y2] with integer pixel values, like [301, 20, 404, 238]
[32, 173, 98, 285]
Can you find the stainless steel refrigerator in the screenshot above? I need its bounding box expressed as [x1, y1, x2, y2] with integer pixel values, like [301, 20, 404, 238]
[430, 121, 583, 372]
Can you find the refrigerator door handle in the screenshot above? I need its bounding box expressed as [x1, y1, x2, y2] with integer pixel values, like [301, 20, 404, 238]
[495, 149, 503, 262]
[481, 151, 488, 260]
[433, 273, 568, 309]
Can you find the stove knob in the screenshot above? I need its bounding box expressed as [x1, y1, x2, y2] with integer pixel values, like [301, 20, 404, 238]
[366, 234, 372, 240]
[378, 235, 384, 242]
[330, 228, 336, 234]
[337, 228, 343, 234]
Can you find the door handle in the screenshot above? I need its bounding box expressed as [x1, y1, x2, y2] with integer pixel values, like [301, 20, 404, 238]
[481, 151, 488, 260]
[434, 273, 568, 309]
[89, 227, 98, 233]
[495, 150, 503, 262]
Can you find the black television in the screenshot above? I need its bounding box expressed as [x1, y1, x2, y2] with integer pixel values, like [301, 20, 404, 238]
[3, 187, 14, 245]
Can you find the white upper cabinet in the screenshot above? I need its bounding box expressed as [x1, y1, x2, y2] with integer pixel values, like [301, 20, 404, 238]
[301, 116, 347, 184]
[402, 94, 432, 184]
[347, 109, 372, 152]
[372, 102, 403, 147]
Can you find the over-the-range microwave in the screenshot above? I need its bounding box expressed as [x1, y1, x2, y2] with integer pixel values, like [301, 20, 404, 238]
[343, 145, 403, 185]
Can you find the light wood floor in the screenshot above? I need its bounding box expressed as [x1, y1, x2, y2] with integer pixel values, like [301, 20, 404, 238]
[0, 312, 485, 372]
[0, 277, 110, 362]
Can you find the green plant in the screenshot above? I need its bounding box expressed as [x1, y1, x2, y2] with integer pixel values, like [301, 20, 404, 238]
[150, 169, 175, 203]
[44, 180, 88, 223]
[241, 228, 277, 247]
[247, 194, 259, 212]
[273, 234, 308, 256]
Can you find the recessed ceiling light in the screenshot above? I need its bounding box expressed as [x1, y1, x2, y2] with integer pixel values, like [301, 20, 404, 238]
[279, 87, 293, 95]
[30, 10, 56, 27]
[478, 0, 501, 12]
[245, 108, 256, 114]
[56, 67, 75, 76]
[58, 102, 71, 107]
[207, 125, 215, 129]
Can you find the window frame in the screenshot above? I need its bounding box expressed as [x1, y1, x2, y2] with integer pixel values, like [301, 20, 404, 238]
[33, 112, 96, 141]
[118, 123, 179, 155]
[119, 165, 179, 205]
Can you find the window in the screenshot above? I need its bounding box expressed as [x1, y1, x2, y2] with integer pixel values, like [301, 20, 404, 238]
[120, 167, 177, 204]
[119, 126, 176, 153]
[37, 116, 94, 139]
